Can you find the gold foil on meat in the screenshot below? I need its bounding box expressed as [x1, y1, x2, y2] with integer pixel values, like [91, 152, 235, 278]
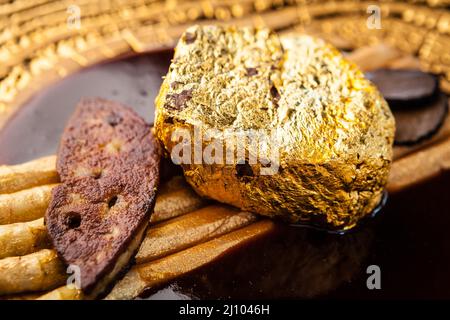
[155, 25, 395, 230]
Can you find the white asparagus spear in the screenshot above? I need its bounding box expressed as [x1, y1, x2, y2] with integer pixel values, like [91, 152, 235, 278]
[106, 220, 275, 300]
[0, 171, 201, 225]
[0, 218, 50, 259]
[150, 175, 205, 223]
[0, 249, 66, 295]
[0, 184, 57, 225]
[36, 286, 83, 300]
[0, 156, 58, 194]
[346, 43, 402, 72]
[137, 205, 257, 263]
[388, 137, 450, 193]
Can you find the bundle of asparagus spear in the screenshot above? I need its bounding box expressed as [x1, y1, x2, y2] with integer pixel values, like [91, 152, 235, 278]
[0, 155, 274, 299]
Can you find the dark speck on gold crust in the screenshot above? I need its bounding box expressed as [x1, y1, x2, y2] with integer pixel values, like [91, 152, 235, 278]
[270, 85, 281, 105]
[184, 32, 197, 44]
[164, 89, 193, 111]
[246, 67, 258, 76]
[236, 161, 254, 178]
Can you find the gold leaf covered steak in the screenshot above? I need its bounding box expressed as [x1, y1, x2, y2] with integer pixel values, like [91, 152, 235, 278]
[46, 98, 160, 297]
[155, 25, 395, 230]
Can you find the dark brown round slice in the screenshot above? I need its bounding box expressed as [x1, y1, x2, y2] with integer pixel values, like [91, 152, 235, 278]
[394, 93, 448, 145]
[366, 69, 439, 109]
[46, 98, 161, 297]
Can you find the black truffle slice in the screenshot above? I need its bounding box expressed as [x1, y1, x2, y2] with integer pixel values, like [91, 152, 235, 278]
[367, 69, 439, 109]
[394, 93, 448, 145]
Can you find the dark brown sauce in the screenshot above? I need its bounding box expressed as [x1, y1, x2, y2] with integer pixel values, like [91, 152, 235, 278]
[0, 51, 172, 164]
[1, 52, 450, 299]
[166, 171, 450, 300]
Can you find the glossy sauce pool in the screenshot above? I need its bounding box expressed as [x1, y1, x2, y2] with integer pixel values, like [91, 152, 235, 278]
[1, 52, 450, 299]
